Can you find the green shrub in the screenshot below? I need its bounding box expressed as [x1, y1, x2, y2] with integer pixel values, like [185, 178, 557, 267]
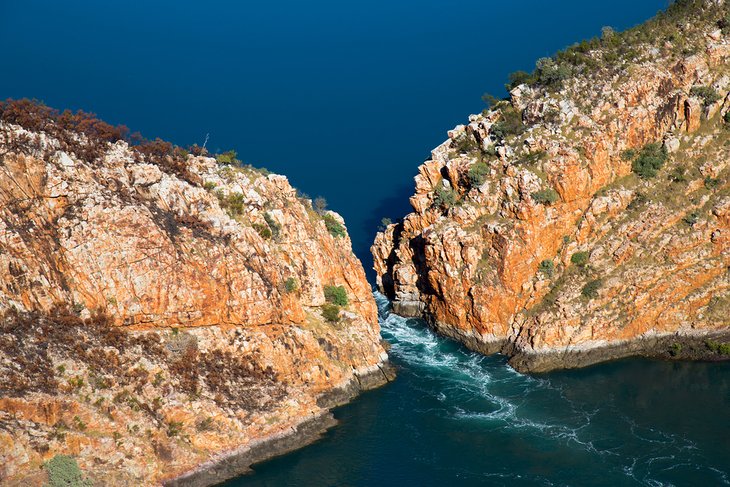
[491, 107, 524, 139]
[683, 211, 699, 226]
[453, 134, 478, 154]
[467, 162, 490, 187]
[378, 217, 393, 231]
[571, 251, 589, 267]
[668, 165, 686, 183]
[724, 111, 730, 124]
[631, 143, 668, 179]
[216, 150, 240, 165]
[314, 196, 328, 214]
[620, 148, 636, 161]
[321, 304, 341, 323]
[433, 184, 457, 210]
[690, 86, 721, 107]
[706, 340, 730, 355]
[704, 177, 721, 189]
[203, 181, 216, 191]
[323, 214, 346, 238]
[531, 188, 560, 205]
[538, 259, 555, 277]
[217, 191, 245, 217]
[581, 279, 602, 299]
[253, 223, 272, 239]
[506, 70, 534, 90]
[324, 285, 348, 306]
[284, 277, 298, 293]
[535, 57, 572, 89]
[44, 455, 92, 487]
[263, 212, 281, 240]
[670, 342, 682, 356]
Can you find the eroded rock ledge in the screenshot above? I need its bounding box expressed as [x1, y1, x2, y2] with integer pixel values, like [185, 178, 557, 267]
[0, 101, 390, 485]
[372, 1, 730, 373]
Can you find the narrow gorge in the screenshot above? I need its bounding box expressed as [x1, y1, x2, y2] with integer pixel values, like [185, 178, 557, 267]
[373, 1, 730, 372]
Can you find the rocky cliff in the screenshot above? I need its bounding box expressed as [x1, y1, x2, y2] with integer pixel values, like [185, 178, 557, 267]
[373, 0, 730, 373]
[0, 100, 390, 485]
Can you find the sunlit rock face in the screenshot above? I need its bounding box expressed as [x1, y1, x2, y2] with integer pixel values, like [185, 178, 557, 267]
[0, 106, 388, 485]
[373, 2, 730, 373]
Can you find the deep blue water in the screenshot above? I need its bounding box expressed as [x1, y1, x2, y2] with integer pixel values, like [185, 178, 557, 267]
[5, 2, 729, 486]
[1, 0, 667, 269]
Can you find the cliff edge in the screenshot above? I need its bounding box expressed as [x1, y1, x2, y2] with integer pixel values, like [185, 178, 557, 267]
[373, 0, 730, 373]
[0, 100, 390, 485]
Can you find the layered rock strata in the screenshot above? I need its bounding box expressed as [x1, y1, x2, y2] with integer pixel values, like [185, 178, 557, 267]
[0, 103, 390, 485]
[373, 2, 730, 372]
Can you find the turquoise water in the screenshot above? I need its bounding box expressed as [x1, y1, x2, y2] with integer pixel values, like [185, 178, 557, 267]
[229, 294, 730, 486]
[3, 2, 729, 485]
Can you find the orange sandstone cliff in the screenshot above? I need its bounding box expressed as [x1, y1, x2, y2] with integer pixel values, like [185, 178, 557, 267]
[0, 101, 390, 485]
[372, 1, 730, 373]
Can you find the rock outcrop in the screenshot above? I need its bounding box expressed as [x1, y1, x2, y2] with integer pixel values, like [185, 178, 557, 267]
[373, 1, 730, 373]
[0, 101, 390, 485]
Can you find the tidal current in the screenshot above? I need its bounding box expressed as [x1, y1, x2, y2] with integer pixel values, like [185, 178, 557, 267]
[229, 293, 730, 486]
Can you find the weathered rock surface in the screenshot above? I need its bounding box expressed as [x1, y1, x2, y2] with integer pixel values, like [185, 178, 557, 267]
[373, 2, 730, 373]
[0, 106, 389, 485]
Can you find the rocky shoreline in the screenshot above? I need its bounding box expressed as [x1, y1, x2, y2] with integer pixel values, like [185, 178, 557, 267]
[406, 307, 730, 373]
[164, 362, 395, 487]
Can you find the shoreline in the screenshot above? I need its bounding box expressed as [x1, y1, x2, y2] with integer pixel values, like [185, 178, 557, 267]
[163, 361, 396, 487]
[392, 301, 730, 374]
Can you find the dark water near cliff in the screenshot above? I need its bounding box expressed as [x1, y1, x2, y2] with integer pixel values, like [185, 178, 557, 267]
[228, 295, 730, 486]
[3, 1, 729, 485]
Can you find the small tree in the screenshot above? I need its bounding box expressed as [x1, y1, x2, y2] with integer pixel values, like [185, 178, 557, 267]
[216, 150, 239, 165]
[324, 285, 348, 306]
[689, 86, 721, 107]
[378, 217, 392, 231]
[571, 251, 589, 267]
[433, 184, 457, 210]
[631, 143, 667, 179]
[314, 197, 328, 215]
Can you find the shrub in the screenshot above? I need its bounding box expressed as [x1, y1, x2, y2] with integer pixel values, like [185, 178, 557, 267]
[689, 86, 721, 107]
[581, 279, 602, 299]
[531, 188, 560, 205]
[378, 217, 393, 231]
[216, 191, 245, 217]
[506, 70, 534, 90]
[706, 340, 730, 355]
[453, 134, 478, 154]
[263, 212, 281, 240]
[467, 162, 490, 187]
[44, 455, 92, 487]
[724, 111, 730, 124]
[324, 285, 348, 306]
[323, 214, 346, 238]
[203, 181, 216, 191]
[314, 197, 328, 215]
[481, 93, 501, 109]
[253, 223, 272, 239]
[571, 251, 589, 267]
[284, 277, 298, 293]
[538, 259, 555, 277]
[216, 150, 240, 165]
[433, 184, 457, 210]
[704, 177, 721, 189]
[631, 143, 668, 179]
[535, 57, 572, 89]
[668, 165, 687, 183]
[321, 304, 341, 323]
[683, 211, 699, 226]
[491, 107, 524, 139]
[670, 343, 682, 356]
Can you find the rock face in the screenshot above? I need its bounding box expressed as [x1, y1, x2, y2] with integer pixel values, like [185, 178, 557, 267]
[373, 2, 730, 373]
[0, 102, 389, 485]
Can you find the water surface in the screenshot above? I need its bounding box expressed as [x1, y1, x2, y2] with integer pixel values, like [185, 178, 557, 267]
[228, 295, 730, 486]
